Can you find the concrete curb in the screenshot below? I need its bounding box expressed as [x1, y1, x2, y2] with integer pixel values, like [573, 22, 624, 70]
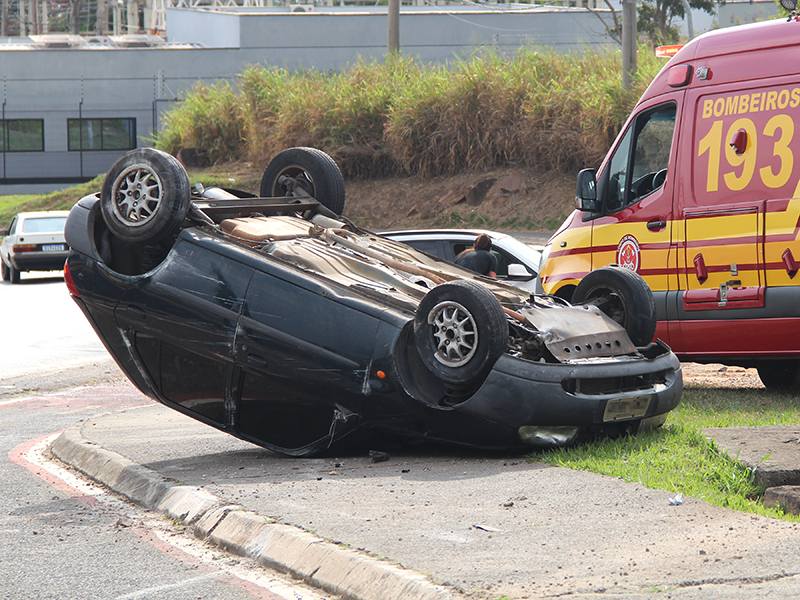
[50, 425, 460, 600]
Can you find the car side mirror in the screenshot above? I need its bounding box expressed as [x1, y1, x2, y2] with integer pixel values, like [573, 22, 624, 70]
[0, 228, 8, 237]
[507, 263, 534, 281]
[575, 168, 599, 212]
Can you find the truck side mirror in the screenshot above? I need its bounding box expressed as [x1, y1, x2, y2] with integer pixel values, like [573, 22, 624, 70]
[575, 168, 599, 212]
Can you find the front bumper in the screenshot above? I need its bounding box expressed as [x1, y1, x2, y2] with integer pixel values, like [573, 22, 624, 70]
[425, 344, 682, 449]
[12, 251, 69, 272]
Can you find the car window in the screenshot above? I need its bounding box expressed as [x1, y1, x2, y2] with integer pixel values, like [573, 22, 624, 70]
[605, 103, 676, 212]
[21, 216, 67, 233]
[404, 240, 445, 259]
[491, 247, 527, 278]
[452, 242, 469, 258]
[8, 217, 17, 235]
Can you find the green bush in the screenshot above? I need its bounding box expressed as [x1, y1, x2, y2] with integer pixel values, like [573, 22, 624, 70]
[157, 82, 245, 166]
[157, 49, 662, 177]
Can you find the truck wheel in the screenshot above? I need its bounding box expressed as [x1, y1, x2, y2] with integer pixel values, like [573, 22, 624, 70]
[101, 148, 191, 244]
[413, 280, 508, 386]
[757, 360, 800, 391]
[572, 266, 656, 347]
[260, 147, 346, 216]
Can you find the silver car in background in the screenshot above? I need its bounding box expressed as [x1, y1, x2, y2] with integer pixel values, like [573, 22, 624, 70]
[1, 211, 70, 284]
[381, 229, 543, 293]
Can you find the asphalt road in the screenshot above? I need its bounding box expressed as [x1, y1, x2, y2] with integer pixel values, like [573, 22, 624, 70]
[0, 368, 330, 600]
[0, 272, 108, 380]
[0, 266, 328, 600]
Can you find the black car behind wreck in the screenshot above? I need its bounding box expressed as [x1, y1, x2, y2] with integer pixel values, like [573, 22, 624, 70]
[63, 147, 683, 456]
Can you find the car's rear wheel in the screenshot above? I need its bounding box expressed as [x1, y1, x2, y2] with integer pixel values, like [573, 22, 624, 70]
[413, 280, 508, 386]
[260, 147, 346, 216]
[1, 259, 9, 282]
[101, 148, 191, 244]
[757, 360, 800, 391]
[572, 266, 656, 347]
[8, 262, 20, 284]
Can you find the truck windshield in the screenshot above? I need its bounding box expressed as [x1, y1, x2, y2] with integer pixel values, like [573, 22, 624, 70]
[605, 103, 677, 211]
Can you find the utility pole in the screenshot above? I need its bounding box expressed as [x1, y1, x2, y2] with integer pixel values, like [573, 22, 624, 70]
[681, 0, 694, 39]
[1, 0, 7, 36]
[621, 0, 637, 89]
[388, 0, 399, 54]
[31, 0, 39, 34]
[96, 0, 107, 34]
[70, 0, 81, 33]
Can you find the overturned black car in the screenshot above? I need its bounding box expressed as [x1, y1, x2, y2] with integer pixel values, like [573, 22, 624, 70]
[64, 147, 683, 456]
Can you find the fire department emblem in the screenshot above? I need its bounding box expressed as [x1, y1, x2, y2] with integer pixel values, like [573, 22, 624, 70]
[616, 235, 640, 272]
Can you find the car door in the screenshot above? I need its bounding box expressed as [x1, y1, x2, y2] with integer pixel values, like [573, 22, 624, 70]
[588, 97, 683, 343]
[233, 264, 380, 451]
[114, 236, 253, 428]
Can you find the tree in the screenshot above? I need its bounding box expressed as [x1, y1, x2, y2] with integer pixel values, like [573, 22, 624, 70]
[638, 0, 715, 43]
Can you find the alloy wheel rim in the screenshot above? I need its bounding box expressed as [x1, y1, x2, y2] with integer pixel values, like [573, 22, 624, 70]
[428, 301, 478, 367]
[111, 164, 164, 227]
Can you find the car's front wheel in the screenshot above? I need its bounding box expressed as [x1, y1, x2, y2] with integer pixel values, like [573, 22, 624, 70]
[757, 360, 800, 391]
[413, 280, 508, 387]
[572, 266, 656, 347]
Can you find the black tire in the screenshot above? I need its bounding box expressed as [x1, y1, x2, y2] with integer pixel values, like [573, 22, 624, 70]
[1, 258, 9, 282]
[413, 280, 508, 386]
[260, 147, 346, 216]
[572, 266, 656, 347]
[757, 360, 800, 391]
[101, 148, 191, 244]
[9, 262, 20, 284]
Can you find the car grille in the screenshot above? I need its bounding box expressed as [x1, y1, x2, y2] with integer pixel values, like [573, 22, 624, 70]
[562, 370, 669, 396]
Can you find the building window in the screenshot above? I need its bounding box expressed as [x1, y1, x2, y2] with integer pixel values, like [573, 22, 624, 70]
[68, 118, 136, 151]
[0, 119, 44, 152]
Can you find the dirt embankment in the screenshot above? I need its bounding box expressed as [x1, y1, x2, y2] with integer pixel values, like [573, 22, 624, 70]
[343, 168, 574, 232]
[188, 162, 575, 232]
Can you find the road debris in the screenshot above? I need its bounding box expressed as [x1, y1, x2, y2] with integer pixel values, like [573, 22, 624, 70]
[369, 450, 390, 463]
[668, 493, 684, 506]
[473, 524, 502, 533]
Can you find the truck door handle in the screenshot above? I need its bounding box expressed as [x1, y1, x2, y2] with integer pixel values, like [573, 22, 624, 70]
[647, 219, 667, 231]
[693, 253, 708, 283]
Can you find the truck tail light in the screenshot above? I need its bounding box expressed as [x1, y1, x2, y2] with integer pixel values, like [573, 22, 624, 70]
[64, 261, 80, 297]
[13, 243, 37, 253]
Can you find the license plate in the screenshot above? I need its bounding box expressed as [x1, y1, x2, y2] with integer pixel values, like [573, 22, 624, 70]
[603, 396, 651, 422]
[41, 244, 65, 252]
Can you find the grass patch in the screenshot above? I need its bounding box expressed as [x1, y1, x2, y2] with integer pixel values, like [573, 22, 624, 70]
[0, 177, 104, 228]
[540, 386, 800, 520]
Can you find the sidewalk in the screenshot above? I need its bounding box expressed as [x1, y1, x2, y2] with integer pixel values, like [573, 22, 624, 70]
[54, 395, 800, 599]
